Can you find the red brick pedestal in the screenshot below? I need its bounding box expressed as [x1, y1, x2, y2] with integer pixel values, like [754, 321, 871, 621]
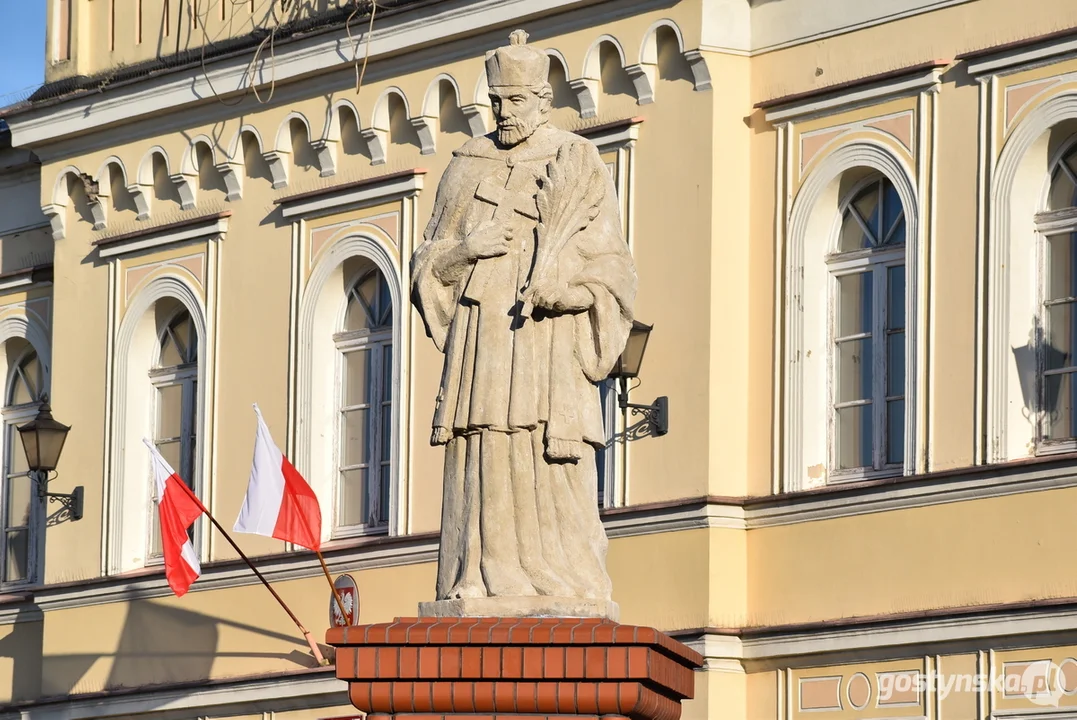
[326, 617, 703, 720]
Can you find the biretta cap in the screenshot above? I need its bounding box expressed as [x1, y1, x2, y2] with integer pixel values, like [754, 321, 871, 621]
[485, 29, 550, 88]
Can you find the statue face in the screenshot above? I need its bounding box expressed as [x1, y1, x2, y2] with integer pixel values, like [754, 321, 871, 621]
[489, 86, 548, 146]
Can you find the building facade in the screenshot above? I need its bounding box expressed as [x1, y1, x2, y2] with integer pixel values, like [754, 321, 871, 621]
[2, 0, 1077, 717]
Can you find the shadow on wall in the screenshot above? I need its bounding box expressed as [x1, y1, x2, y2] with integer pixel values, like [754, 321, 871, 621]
[0, 233, 52, 276]
[24, 599, 319, 700]
[0, 606, 44, 703]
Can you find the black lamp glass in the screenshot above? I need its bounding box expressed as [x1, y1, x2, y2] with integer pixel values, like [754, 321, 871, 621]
[18, 399, 71, 473]
[612, 321, 652, 379]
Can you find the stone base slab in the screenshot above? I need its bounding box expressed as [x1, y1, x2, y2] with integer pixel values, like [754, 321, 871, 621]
[326, 617, 703, 720]
[418, 596, 620, 621]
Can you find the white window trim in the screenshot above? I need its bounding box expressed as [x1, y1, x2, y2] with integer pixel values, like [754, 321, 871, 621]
[1, 402, 41, 588]
[1031, 140, 1077, 455]
[334, 320, 393, 537]
[827, 245, 906, 482]
[0, 311, 51, 586]
[578, 118, 640, 509]
[986, 94, 1077, 463]
[294, 234, 406, 540]
[146, 362, 199, 562]
[105, 276, 214, 575]
[781, 142, 921, 491]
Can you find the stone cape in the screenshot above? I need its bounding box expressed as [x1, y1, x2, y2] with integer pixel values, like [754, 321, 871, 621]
[411, 124, 637, 614]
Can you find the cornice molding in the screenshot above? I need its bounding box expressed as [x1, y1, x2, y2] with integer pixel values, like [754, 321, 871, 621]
[0, 668, 343, 719]
[759, 62, 948, 124]
[8, 458, 1077, 624]
[962, 27, 1077, 77]
[276, 168, 426, 219]
[3, 0, 616, 148]
[93, 211, 230, 259]
[0, 264, 52, 293]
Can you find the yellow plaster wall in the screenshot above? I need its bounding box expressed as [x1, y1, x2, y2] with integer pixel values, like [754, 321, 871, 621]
[929, 70, 980, 470]
[750, 0, 1077, 106]
[749, 486, 1077, 625]
[35, 529, 708, 692]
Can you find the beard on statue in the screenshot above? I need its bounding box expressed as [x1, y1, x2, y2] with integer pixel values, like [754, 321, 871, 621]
[490, 85, 550, 147]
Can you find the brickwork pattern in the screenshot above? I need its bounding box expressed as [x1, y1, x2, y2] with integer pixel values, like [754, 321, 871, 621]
[326, 618, 703, 720]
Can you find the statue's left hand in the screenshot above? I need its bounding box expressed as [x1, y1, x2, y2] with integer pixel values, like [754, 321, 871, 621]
[526, 279, 593, 313]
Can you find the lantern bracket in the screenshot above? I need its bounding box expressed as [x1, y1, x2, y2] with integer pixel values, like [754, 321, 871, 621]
[29, 470, 84, 522]
[617, 377, 669, 437]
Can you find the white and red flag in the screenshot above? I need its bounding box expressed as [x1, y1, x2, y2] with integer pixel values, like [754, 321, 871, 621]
[234, 405, 322, 551]
[143, 439, 205, 597]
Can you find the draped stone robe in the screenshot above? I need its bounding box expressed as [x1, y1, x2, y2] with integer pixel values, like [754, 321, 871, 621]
[412, 125, 637, 602]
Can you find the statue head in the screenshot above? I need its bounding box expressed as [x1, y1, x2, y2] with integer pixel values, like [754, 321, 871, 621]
[485, 30, 553, 147]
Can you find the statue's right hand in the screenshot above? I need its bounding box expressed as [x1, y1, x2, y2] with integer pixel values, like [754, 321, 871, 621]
[463, 220, 511, 260]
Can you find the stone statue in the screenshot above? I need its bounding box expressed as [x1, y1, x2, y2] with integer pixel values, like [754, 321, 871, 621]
[412, 30, 637, 619]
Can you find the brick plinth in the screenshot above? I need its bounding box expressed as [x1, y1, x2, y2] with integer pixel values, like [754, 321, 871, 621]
[326, 618, 704, 720]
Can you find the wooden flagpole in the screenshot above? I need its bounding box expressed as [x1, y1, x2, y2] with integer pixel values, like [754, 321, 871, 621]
[249, 404, 347, 624]
[318, 551, 350, 624]
[193, 497, 327, 666]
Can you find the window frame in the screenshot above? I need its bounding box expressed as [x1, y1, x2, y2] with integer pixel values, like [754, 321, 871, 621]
[0, 348, 42, 588]
[826, 175, 908, 483]
[146, 310, 200, 563]
[1034, 206, 1077, 454]
[333, 269, 394, 537]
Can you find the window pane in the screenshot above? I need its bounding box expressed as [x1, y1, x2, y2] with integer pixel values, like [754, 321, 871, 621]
[6, 475, 31, 528]
[380, 404, 392, 460]
[379, 464, 391, 522]
[344, 291, 372, 333]
[836, 273, 873, 337]
[156, 440, 182, 474]
[836, 404, 873, 470]
[9, 353, 38, 406]
[342, 408, 369, 466]
[1049, 166, 1077, 211]
[853, 182, 881, 240]
[344, 350, 371, 407]
[338, 467, 368, 527]
[888, 266, 906, 330]
[149, 512, 162, 557]
[157, 385, 183, 440]
[172, 316, 191, 358]
[885, 216, 906, 247]
[382, 344, 393, 395]
[881, 181, 904, 244]
[836, 339, 873, 403]
[5, 529, 28, 582]
[886, 399, 905, 465]
[21, 355, 41, 403]
[839, 211, 871, 252]
[159, 334, 184, 367]
[8, 426, 27, 476]
[1045, 372, 1077, 440]
[1047, 302, 1077, 370]
[887, 332, 906, 397]
[1047, 233, 1077, 301]
[378, 276, 393, 326]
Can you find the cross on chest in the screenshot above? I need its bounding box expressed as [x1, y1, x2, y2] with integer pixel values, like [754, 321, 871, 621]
[474, 164, 542, 222]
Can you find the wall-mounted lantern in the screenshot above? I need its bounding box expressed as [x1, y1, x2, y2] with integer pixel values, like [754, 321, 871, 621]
[17, 396, 81, 521]
[610, 321, 669, 437]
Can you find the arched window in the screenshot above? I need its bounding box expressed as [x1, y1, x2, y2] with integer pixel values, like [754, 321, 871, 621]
[1038, 139, 1077, 446]
[336, 268, 392, 531]
[829, 176, 907, 477]
[148, 308, 198, 558]
[1, 346, 41, 584]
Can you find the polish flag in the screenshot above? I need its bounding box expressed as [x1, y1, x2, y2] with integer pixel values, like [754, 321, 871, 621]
[234, 406, 322, 551]
[143, 439, 205, 597]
